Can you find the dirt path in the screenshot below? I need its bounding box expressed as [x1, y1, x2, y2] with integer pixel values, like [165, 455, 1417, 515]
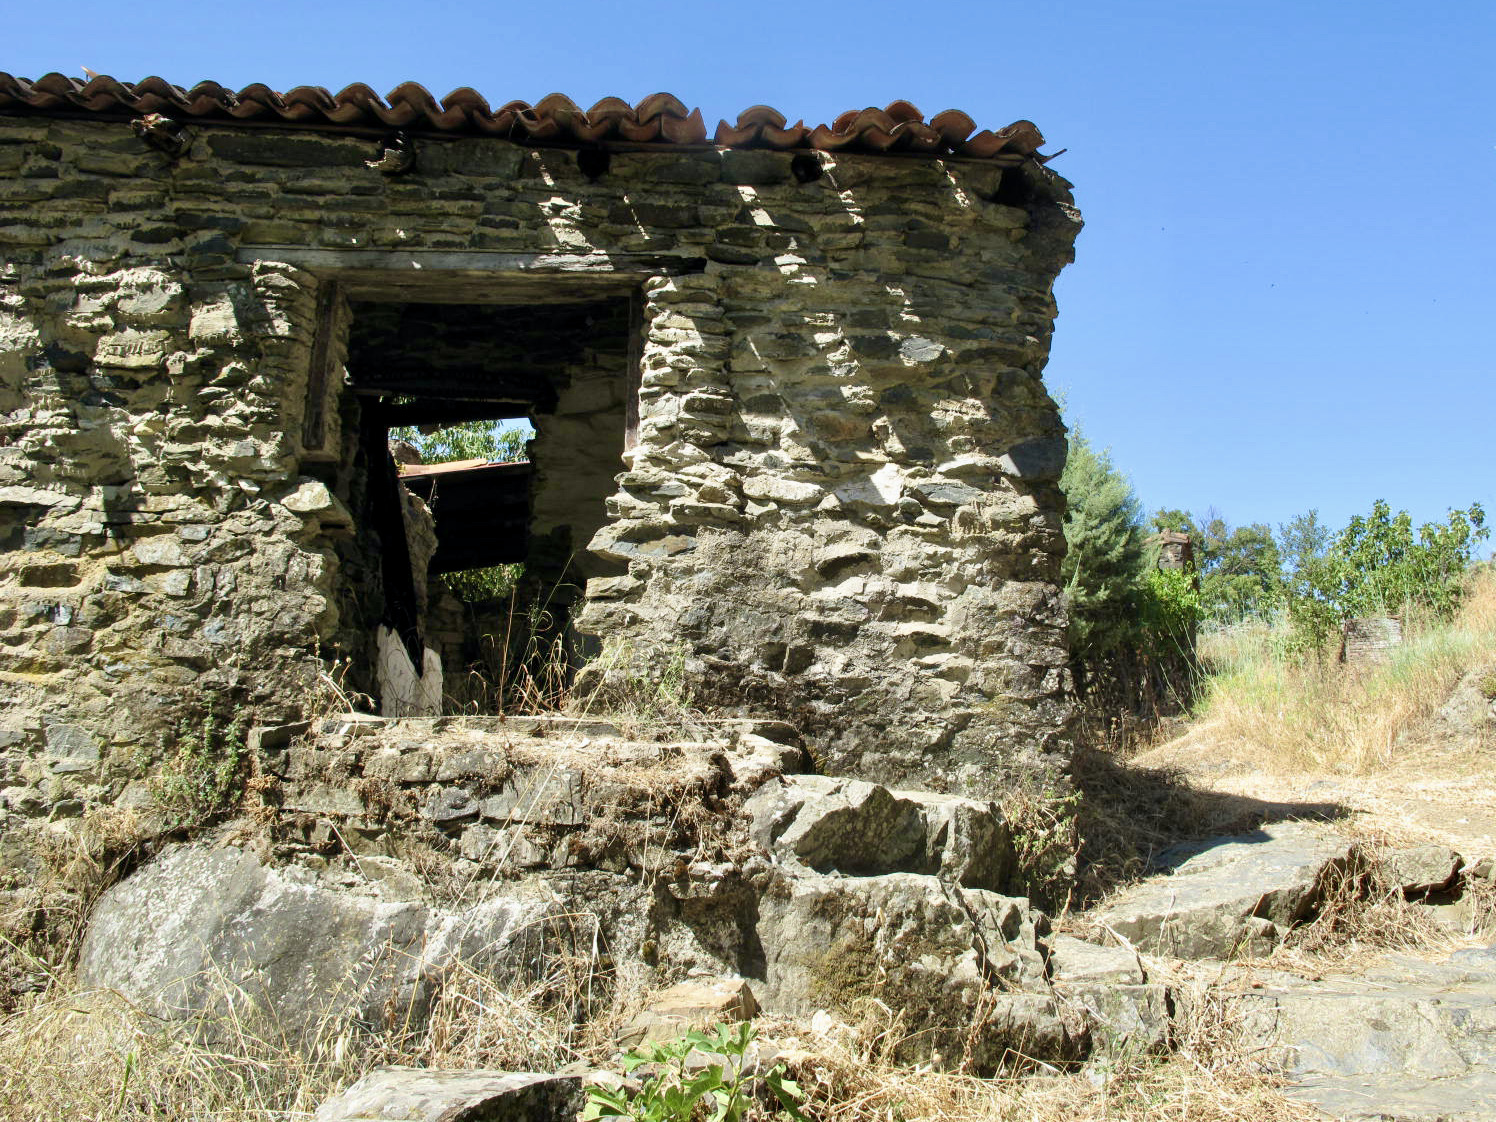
[1134, 720, 1496, 860]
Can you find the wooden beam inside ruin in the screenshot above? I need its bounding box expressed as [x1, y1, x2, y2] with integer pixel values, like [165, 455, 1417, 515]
[400, 461, 531, 573]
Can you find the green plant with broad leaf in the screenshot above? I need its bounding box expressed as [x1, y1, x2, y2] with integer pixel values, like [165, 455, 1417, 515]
[582, 1022, 807, 1122]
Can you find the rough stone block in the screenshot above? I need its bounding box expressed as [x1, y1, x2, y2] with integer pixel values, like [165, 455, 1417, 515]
[1383, 845, 1463, 896]
[1055, 982, 1172, 1055]
[617, 977, 759, 1047]
[745, 774, 1015, 892]
[752, 871, 1064, 1069]
[1048, 934, 1145, 985]
[313, 1068, 583, 1122]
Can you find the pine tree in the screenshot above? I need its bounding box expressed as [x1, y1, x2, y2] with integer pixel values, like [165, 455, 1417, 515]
[1059, 433, 1147, 658]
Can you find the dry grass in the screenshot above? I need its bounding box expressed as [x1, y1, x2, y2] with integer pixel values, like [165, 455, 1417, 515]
[0, 968, 1327, 1122]
[0, 933, 622, 1122]
[1273, 845, 1496, 972]
[1195, 568, 1496, 774]
[765, 998, 1321, 1122]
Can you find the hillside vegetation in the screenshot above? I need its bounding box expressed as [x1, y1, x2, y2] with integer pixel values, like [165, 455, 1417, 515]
[1197, 566, 1496, 774]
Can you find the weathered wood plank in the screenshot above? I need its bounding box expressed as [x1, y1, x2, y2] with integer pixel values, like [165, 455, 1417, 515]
[299, 279, 342, 457]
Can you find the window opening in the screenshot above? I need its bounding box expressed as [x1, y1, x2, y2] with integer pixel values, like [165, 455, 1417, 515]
[333, 295, 632, 715]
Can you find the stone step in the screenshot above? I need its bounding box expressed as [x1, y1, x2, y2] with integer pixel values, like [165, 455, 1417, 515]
[1087, 821, 1358, 959]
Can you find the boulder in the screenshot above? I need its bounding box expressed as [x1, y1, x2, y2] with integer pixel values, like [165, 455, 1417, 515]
[76, 842, 579, 1034]
[751, 870, 1067, 1069]
[313, 1068, 582, 1122]
[1054, 983, 1171, 1056]
[1463, 856, 1496, 884]
[1089, 821, 1357, 959]
[744, 774, 1015, 892]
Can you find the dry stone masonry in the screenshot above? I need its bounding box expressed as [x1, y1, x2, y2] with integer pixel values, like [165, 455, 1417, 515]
[78, 715, 1075, 1071]
[0, 76, 1082, 840]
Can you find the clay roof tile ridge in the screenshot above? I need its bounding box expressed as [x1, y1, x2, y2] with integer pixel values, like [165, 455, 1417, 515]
[0, 72, 1047, 160]
[928, 108, 977, 142]
[634, 92, 691, 123]
[440, 87, 492, 113]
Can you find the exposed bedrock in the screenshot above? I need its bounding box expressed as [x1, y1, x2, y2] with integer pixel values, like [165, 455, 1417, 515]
[75, 718, 1078, 1069]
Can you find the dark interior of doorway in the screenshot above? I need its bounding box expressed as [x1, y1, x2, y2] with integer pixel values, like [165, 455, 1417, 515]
[339, 294, 633, 714]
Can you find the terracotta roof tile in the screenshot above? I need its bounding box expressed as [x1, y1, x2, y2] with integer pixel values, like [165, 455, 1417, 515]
[0, 72, 1048, 160]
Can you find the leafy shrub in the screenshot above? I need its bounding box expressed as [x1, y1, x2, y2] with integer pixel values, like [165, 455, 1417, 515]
[1139, 567, 1204, 649]
[583, 1022, 806, 1122]
[1151, 509, 1281, 625]
[1286, 500, 1488, 652]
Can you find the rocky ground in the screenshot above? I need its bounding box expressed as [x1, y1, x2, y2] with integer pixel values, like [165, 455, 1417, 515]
[1094, 691, 1496, 1122]
[4, 677, 1494, 1122]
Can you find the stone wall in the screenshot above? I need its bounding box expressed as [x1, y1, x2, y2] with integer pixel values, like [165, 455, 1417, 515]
[0, 112, 1081, 832]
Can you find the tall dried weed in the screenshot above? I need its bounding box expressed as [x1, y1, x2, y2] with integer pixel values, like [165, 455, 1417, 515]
[1195, 567, 1496, 773]
[0, 928, 619, 1122]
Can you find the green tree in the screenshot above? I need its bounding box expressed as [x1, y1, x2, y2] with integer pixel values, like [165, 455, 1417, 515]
[389, 419, 530, 464]
[389, 420, 533, 603]
[1278, 509, 1332, 582]
[1060, 434, 1148, 658]
[1207, 521, 1281, 622]
[1295, 500, 1487, 636]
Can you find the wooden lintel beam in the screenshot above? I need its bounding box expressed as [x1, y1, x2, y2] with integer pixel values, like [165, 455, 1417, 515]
[355, 382, 559, 414]
[368, 398, 533, 428]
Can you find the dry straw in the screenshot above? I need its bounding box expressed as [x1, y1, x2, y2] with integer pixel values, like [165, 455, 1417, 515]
[1196, 567, 1496, 774]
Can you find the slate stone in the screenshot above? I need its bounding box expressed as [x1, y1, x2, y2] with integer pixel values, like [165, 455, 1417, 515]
[1238, 949, 1496, 1122]
[77, 842, 562, 1035]
[997, 436, 1068, 482]
[1090, 822, 1357, 959]
[313, 1068, 583, 1122]
[1383, 845, 1463, 896]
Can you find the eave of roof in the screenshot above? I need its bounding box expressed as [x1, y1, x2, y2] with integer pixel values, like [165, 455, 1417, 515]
[0, 72, 1049, 161]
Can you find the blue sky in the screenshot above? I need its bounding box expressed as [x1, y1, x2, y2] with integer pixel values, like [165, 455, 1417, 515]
[8, 0, 1493, 541]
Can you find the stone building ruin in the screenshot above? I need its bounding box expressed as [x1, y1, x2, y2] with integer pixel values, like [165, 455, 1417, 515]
[0, 73, 1081, 806]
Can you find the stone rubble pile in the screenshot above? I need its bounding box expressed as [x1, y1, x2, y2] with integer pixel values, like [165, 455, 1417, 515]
[68, 718, 1496, 1121]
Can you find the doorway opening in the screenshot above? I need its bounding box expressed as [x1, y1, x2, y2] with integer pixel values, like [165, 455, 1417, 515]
[331, 289, 635, 715]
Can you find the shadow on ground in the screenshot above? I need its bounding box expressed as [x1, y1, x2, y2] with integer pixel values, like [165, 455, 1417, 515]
[1070, 743, 1346, 907]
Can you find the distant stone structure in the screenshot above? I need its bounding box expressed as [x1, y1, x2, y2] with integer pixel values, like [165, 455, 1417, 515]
[1151, 531, 1195, 573]
[0, 73, 1081, 818]
[1341, 616, 1403, 666]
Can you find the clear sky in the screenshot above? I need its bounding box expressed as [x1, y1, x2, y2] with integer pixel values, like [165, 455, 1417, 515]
[7, 0, 1493, 540]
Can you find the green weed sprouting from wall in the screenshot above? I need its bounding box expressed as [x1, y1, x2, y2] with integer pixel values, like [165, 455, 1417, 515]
[1007, 783, 1083, 911]
[151, 694, 247, 831]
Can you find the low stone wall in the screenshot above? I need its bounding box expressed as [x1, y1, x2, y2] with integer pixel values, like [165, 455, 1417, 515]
[72, 715, 1073, 1070]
